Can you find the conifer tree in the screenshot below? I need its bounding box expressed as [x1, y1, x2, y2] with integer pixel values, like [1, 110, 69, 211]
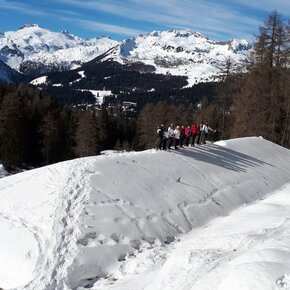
[214, 57, 239, 139]
[39, 111, 59, 165]
[75, 110, 99, 157]
[0, 92, 30, 169]
[232, 11, 290, 146]
[137, 102, 169, 149]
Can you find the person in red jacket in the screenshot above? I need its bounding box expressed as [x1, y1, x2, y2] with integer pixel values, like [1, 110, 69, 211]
[191, 123, 198, 146]
[184, 125, 191, 146]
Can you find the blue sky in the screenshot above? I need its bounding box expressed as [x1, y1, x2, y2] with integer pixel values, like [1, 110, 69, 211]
[0, 0, 289, 42]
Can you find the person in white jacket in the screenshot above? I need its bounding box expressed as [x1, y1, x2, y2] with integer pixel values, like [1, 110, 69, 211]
[201, 122, 215, 144]
[167, 124, 175, 149]
[174, 126, 181, 149]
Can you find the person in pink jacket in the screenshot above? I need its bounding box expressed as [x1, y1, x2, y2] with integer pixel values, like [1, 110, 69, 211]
[184, 125, 191, 146]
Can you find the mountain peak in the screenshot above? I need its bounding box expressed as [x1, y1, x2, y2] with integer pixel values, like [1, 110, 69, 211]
[19, 24, 41, 30]
[230, 38, 251, 52]
[0, 25, 119, 74]
[147, 29, 208, 40]
[169, 29, 207, 38]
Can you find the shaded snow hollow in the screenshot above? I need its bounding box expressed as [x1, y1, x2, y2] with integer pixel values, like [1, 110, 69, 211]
[0, 137, 290, 290]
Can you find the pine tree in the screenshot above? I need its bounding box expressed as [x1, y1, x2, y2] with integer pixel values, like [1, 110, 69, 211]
[75, 110, 99, 157]
[255, 10, 288, 68]
[39, 112, 59, 165]
[137, 102, 169, 149]
[232, 11, 290, 146]
[0, 92, 30, 170]
[214, 57, 240, 139]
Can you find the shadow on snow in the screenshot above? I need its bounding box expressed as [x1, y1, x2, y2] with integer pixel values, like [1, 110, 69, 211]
[174, 144, 274, 172]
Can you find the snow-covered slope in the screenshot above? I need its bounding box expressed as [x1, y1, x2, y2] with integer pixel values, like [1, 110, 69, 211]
[137, 183, 290, 290]
[0, 137, 289, 290]
[100, 30, 250, 86]
[0, 24, 118, 74]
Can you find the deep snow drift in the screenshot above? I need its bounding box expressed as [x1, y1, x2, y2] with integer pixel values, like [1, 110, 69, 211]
[0, 137, 290, 290]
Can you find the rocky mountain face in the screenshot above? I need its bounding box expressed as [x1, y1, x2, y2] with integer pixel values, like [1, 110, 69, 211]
[0, 25, 251, 85]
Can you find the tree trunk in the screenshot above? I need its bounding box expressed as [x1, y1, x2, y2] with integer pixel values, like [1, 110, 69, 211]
[281, 97, 290, 146]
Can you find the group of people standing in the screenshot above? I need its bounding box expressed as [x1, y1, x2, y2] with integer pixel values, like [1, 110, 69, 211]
[156, 122, 215, 150]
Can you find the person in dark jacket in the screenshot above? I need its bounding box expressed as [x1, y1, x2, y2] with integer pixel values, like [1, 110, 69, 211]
[156, 124, 165, 150]
[162, 126, 169, 150]
[179, 125, 185, 147]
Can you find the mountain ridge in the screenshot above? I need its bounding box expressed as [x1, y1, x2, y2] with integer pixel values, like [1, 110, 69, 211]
[101, 29, 250, 85]
[0, 25, 251, 84]
[0, 24, 118, 76]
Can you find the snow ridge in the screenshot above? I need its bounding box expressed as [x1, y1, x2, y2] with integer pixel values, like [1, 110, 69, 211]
[29, 160, 95, 290]
[0, 137, 290, 289]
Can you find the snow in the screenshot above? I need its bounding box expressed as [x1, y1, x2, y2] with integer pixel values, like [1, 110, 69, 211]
[78, 89, 112, 104]
[0, 164, 8, 178]
[144, 184, 290, 290]
[0, 25, 118, 71]
[30, 76, 47, 85]
[105, 29, 250, 86]
[1, 26, 250, 86]
[78, 71, 85, 78]
[0, 137, 290, 290]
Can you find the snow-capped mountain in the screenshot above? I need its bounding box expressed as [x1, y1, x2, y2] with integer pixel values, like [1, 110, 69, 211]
[0, 137, 290, 289]
[1, 25, 251, 85]
[0, 24, 118, 75]
[98, 29, 251, 86]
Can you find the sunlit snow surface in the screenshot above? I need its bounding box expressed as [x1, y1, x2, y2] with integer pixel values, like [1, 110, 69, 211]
[0, 137, 290, 290]
[30, 76, 48, 85]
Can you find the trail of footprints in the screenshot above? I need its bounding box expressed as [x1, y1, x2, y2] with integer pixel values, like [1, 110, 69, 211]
[74, 161, 228, 287]
[78, 197, 156, 248]
[77, 183, 226, 251]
